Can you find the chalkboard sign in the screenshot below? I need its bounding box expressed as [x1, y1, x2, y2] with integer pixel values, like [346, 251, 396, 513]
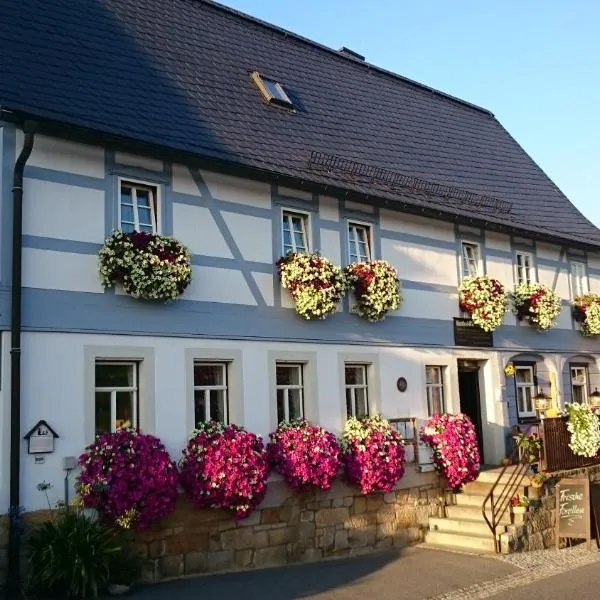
[556, 477, 590, 549]
[590, 483, 600, 549]
[453, 318, 493, 348]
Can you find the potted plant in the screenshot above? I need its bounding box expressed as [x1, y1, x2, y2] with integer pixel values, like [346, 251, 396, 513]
[573, 294, 600, 336]
[511, 282, 561, 331]
[515, 432, 542, 463]
[511, 494, 530, 514]
[527, 472, 546, 499]
[277, 251, 347, 320]
[344, 260, 402, 322]
[458, 276, 508, 332]
[99, 230, 192, 302]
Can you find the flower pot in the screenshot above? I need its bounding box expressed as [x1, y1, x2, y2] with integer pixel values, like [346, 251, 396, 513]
[108, 584, 131, 596]
[512, 506, 527, 515]
[527, 486, 542, 499]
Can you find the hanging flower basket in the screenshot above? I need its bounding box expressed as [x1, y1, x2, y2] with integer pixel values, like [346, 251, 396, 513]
[458, 276, 507, 332]
[421, 414, 480, 491]
[340, 415, 405, 495]
[511, 283, 561, 331]
[573, 294, 600, 336]
[566, 402, 600, 457]
[99, 230, 192, 302]
[344, 260, 402, 322]
[76, 428, 178, 530]
[179, 422, 270, 519]
[267, 418, 341, 491]
[277, 252, 346, 320]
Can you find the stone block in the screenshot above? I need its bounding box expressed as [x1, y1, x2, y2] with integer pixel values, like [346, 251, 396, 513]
[376, 505, 396, 524]
[298, 522, 316, 541]
[407, 527, 422, 542]
[392, 529, 410, 548]
[148, 540, 166, 558]
[348, 525, 376, 547]
[268, 527, 295, 546]
[140, 560, 159, 584]
[395, 506, 416, 528]
[300, 510, 314, 522]
[254, 531, 269, 548]
[254, 546, 288, 568]
[221, 527, 257, 551]
[184, 551, 209, 575]
[299, 548, 323, 563]
[279, 503, 301, 523]
[383, 492, 397, 504]
[207, 550, 234, 572]
[315, 507, 349, 528]
[366, 496, 384, 512]
[353, 497, 366, 514]
[349, 546, 373, 557]
[375, 537, 393, 550]
[235, 549, 254, 569]
[317, 526, 335, 549]
[261, 508, 280, 525]
[159, 555, 184, 579]
[334, 530, 349, 551]
[377, 522, 397, 539]
[343, 497, 353, 507]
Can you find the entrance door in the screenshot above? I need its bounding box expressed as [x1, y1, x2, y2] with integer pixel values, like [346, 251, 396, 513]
[458, 365, 484, 463]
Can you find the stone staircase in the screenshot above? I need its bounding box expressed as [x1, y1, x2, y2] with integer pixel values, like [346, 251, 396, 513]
[424, 467, 530, 554]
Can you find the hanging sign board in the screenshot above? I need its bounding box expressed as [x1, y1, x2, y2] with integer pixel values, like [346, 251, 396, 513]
[453, 318, 493, 348]
[555, 477, 590, 549]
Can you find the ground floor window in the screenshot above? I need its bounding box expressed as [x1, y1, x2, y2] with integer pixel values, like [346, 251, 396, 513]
[94, 361, 139, 434]
[276, 363, 304, 423]
[425, 366, 445, 415]
[570, 364, 589, 405]
[514, 364, 536, 419]
[345, 364, 369, 418]
[194, 362, 229, 424]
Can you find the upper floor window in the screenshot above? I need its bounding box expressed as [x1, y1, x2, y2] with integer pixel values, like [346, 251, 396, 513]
[276, 363, 304, 423]
[425, 366, 445, 416]
[570, 365, 589, 404]
[461, 241, 481, 278]
[515, 252, 535, 285]
[570, 261, 588, 299]
[282, 211, 309, 255]
[348, 223, 371, 263]
[194, 362, 229, 425]
[345, 364, 369, 418]
[120, 181, 158, 233]
[514, 365, 536, 419]
[94, 361, 138, 434]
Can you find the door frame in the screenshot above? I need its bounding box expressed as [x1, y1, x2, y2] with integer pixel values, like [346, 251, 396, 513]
[457, 359, 484, 463]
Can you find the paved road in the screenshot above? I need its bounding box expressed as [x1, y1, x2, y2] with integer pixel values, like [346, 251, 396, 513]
[126, 547, 517, 600]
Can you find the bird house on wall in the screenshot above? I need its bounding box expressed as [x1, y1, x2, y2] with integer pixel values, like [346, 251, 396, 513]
[24, 420, 59, 454]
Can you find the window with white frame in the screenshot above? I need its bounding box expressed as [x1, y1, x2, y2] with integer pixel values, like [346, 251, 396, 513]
[461, 241, 481, 278]
[570, 261, 588, 299]
[425, 366, 445, 416]
[570, 365, 589, 405]
[94, 361, 139, 434]
[194, 362, 229, 424]
[348, 223, 371, 262]
[282, 211, 309, 255]
[344, 364, 369, 418]
[276, 363, 304, 423]
[514, 365, 536, 419]
[515, 251, 535, 285]
[120, 181, 158, 233]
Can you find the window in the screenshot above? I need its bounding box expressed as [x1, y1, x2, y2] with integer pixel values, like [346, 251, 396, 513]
[345, 364, 369, 418]
[425, 366, 445, 415]
[194, 362, 228, 424]
[276, 363, 304, 423]
[515, 252, 535, 285]
[94, 361, 138, 434]
[120, 181, 158, 233]
[250, 71, 293, 108]
[461, 242, 480, 278]
[282, 211, 309, 255]
[571, 261, 588, 299]
[570, 365, 589, 404]
[514, 365, 536, 419]
[348, 223, 371, 262]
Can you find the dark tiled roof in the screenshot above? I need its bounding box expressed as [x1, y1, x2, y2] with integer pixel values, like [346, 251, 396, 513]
[1, 0, 598, 246]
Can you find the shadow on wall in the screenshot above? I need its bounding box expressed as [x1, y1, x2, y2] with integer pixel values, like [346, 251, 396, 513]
[126, 550, 403, 600]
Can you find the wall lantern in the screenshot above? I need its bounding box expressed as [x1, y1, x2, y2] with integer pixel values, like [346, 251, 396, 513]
[590, 388, 600, 408]
[533, 389, 551, 413]
[24, 420, 59, 454]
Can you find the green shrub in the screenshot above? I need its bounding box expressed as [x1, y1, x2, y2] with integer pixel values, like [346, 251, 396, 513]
[27, 509, 140, 598]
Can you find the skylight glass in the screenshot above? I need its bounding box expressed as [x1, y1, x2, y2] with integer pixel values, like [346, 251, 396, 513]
[251, 71, 293, 108]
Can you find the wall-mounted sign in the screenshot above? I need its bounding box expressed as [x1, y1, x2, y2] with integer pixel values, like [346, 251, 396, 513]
[396, 377, 408, 392]
[555, 477, 590, 549]
[453, 317, 493, 348]
[24, 420, 59, 454]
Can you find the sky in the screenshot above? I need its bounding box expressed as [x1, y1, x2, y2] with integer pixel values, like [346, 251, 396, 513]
[220, 0, 599, 227]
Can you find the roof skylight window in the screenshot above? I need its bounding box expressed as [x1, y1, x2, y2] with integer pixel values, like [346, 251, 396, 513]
[251, 71, 293, 108]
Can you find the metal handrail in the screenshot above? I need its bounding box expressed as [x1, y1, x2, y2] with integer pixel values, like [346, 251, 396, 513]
[481, 425, 540, 553]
